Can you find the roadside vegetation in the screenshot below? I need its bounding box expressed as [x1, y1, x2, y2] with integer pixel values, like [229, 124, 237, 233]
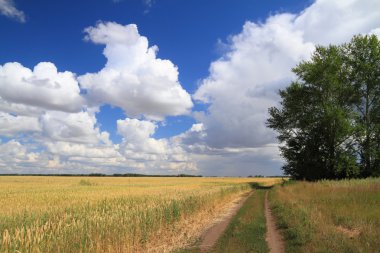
[270, 178, 380, 252]
[0, 176, 280, 253]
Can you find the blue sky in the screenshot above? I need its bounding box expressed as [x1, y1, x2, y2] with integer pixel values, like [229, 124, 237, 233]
[1, 0, 308, 142]
[1, 0, 380, 175]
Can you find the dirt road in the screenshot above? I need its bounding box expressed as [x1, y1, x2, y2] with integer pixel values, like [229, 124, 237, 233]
[265, 191, 285, 253]
[198, 192, 252, 252]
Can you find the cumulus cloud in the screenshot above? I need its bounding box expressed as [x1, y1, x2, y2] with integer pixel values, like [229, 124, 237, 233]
[189, 0, 380, 175]
[0, 97, 197, 174]
[294, 0, 380, 45]
[79, 22, 193, 120]
[2, 1, 380, 176]
[0, 0, 25, 22]
[117, 118, 197, 172]
[117, 118, 165, 156]
[192, 145, 283, 176]
[171, 123, 282, 176]
[194, 0, 380, 151]
[0, 21, 197, 174]
[0, 140, 42, 172]
[44, 141, 128, 173]
[0, 98, 43, 117]
[46, 142, 120, 159]
[0, 62, 84, 113]
[194, 15, 315, 149]
[0, 112, 40, 136]
[0, 140, 126, 174]
[0, 108, 123, 173]
[40, 110, 111, 144]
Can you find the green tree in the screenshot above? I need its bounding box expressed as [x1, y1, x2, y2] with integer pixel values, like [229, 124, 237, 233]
[268, 34, 380, 180]
[343, 35, 380, 177]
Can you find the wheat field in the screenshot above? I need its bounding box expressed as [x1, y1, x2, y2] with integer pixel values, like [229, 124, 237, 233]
[0, 176, 280, 253]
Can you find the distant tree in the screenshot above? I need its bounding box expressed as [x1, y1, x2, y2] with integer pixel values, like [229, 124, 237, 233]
[267, 34, 380, 180]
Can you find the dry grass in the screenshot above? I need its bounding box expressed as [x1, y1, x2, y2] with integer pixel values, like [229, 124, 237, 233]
[270, 178, 380, 253]
[0, 176, 281, 253]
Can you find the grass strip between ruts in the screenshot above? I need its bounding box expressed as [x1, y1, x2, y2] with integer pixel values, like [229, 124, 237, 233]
[208, 189, 269, 253]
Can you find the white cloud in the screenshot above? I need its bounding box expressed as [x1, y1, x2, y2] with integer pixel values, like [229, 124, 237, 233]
[2, 1, 380, 176]
[44, 141, 127, 171]
[0, 21, 196, 174]
[0, 62, 84, 113]
[117, 118, 165, 156]
[0, 140, 42, 172]
[194, 15, 315, 148]
[117, 118, 197, 172]
[0, 139, 125, 174]
[79, 22, 193, 120]
[0, 0, 25, 22]
[191, 144, 283, 176]
[192, 0, 380, 175]
[0, 138, 130, 174]
[171, 123, 283, 176]
[0, 98, 43, 117]
[0, 108, 124, 173]
[294, 0, 380, 45]
[0, 112, 40, 136]
[194, 0, 380, 149]
[45, 141, 120, 159]
[40, 110, 110, 145]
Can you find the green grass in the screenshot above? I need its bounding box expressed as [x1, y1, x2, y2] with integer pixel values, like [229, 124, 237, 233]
[270, 178, 380, 253]
[78, 179, 98, 186]
[208, 189, 269, 253]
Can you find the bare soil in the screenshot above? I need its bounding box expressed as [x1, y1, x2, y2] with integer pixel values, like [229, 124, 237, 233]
[198, 191, 253, 252]
[265, 191, 285, 253]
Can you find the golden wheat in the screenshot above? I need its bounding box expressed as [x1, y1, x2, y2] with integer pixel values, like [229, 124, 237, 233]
[0, 176, 281, 253]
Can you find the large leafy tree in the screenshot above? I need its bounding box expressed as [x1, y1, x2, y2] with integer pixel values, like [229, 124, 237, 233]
[343, 35, 380, 177]
[268, 34, 380, 180]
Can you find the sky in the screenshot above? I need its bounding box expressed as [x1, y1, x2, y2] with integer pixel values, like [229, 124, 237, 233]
[1, 0, 380, 176]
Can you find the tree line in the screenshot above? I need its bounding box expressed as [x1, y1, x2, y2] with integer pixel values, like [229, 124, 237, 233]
[267, 34, 380, 180]
[0, 173, 203, 177]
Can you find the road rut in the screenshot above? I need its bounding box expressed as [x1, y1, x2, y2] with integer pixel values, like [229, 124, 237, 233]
[265, 191, 285, 253]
